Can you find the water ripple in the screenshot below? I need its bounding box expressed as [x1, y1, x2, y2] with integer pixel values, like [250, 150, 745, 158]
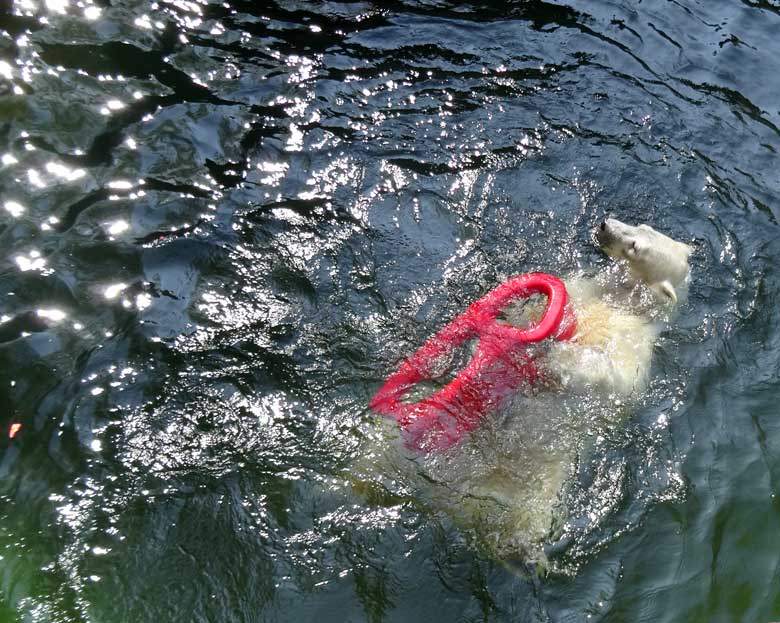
[2, 0, 780, 621]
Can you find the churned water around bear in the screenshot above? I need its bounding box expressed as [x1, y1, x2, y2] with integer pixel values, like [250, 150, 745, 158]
[1, 1, 780, 621]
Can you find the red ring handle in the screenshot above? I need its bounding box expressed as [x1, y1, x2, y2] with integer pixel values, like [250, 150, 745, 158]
[370, 273, 576, 452]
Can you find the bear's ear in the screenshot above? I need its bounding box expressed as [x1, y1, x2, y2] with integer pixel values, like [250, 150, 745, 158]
[650, 280, 677, 305]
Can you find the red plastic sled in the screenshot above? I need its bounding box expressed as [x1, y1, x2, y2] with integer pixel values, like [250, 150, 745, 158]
[370, 273, 577, 452]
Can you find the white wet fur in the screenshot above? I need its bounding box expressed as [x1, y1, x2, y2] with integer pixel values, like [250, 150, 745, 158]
[361, 219, 692, 567]
[548, 218, 692, 397]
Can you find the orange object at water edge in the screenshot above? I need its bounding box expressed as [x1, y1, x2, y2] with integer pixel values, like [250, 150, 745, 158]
[9, 423, 21, 439]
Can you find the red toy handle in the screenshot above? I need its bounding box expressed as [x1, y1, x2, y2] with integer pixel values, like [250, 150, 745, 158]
[370, 273, 576, 452]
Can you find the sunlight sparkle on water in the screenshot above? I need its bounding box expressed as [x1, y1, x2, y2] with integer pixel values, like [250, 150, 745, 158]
[83, 5, 100, 19]
[44, 0, 68, 13]
[107, 220, 129, 235]
[36, 308, 66, 322]
[27, 169, 45, 188]
[14, 251, 46, 272]
[107, 180, 133, 190]
[285, 123, 304, 152]
[100, 100, 125, 115]
[0, 62, 13, 81]
[256, 160, 288, 185]
[40, 215, 60, 231]
[134, 15, 152, 29]
[4, 201, 25, 217]
[104, 283, 128, 299]
[46, 161, 86, 181]
[135, 293, 152, 310]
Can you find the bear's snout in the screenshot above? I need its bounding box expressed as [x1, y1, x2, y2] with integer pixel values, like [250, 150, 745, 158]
[596, 220, 615, 248]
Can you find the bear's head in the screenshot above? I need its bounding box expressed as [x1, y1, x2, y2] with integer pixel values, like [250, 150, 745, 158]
[596, 218, 692, 304]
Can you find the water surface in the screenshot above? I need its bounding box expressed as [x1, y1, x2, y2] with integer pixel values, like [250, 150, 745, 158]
[1, 1, 780, 621]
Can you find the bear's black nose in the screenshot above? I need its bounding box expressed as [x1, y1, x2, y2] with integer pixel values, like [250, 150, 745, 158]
[600, 221, 607, 231]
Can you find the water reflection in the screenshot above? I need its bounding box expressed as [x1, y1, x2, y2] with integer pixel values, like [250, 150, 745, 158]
[4, 200, 25, 217]
[36, 308, 65, 322]
[13, 250, 47, 273]
[1, 0, 780, 620]
[102, 283, 126, 299]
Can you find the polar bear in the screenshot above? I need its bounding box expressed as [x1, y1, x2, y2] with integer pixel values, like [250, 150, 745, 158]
[361, 219, 693, 567]
[438, 219, 693, 561]
[596, 218, 692, 305]
[541, 218, 693, 398]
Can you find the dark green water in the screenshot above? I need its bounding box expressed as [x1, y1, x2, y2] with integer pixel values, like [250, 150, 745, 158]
[1, 0, 780, 621]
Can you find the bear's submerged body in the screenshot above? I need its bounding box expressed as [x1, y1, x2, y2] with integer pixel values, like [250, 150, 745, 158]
[501, 271, 659, 398]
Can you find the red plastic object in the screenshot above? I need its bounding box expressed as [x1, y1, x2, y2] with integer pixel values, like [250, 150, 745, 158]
[370, 273, 576, 452]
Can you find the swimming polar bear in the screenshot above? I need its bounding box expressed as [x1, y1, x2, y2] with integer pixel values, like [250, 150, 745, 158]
[361, 219, 693, 567]
[542, 218, 693, 398]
